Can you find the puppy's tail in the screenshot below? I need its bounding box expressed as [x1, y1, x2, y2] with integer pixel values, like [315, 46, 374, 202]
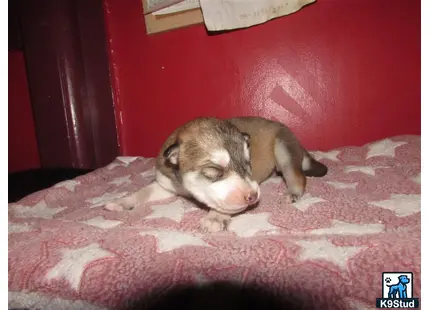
[302, 152, 328, 177]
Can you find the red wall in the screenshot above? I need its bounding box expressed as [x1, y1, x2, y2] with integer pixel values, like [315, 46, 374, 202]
[8, 51, 41, 173]
[103, 0, 420, 157]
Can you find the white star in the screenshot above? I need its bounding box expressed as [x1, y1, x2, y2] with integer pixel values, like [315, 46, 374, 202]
[54, 180, 79, 192]
[292, 193, 325, 211]
[80, 216, 122, 229]
[9, 291, 107, 310]
[295, 239, 366, 269]
[11, 200, 66, 219]
[344, 165, 390, 176]
[140, 230, 210, 253]
[411, 173, 420, 184]
[45, 243, 115, 290]
[145, 200, 188, 223]
[366, 139, 406, 159]
[141, 167, 156, 178]
[8, 222, 34, 234]
[341, 297, 373, 310]
[326, 181, 358, 189]
[108, 175, 131, 186]
[307, 220, 384, 236]
[117, 156, 138, 165]
[369, 194, 420, 217]
[106, 162, 124, 170]
[311, 150, 340, 162]
[86, 191, 129, 208]
[344, 165, 376, 176]
[228, 213, 279, 237]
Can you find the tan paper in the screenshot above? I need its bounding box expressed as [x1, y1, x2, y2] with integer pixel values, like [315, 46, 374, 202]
[144, 8, 204, 34]
[199, 0, 316, 31]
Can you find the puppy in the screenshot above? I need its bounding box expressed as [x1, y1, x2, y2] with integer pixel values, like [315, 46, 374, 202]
[105, 117, 327, 232]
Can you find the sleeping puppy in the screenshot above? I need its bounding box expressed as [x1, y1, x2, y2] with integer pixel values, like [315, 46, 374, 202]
[105, 116, 328, 232]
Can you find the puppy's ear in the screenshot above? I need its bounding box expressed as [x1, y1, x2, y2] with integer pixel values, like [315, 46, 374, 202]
[242, 132, 250, 148]
[163, 142, 179, 166]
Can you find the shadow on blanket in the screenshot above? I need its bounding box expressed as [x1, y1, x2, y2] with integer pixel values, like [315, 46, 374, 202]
[8, 168, 93, 203]
[123, 281, 330, 310]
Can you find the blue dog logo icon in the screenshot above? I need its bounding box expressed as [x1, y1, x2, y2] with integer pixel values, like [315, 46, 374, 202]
[386, 275, 410, 299]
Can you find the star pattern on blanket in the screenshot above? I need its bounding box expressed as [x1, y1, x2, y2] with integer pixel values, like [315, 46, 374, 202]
[80, 216, 123, 229]
[369, 194, 420, 217]
[140, 230, 210, 253]
[8, 222, 35, 234]
[87, 191, 129, 208]
[411, 173, 420, 184]
[311, 150, 340, 162]
[106, 157, 138, 170]
[307, 220, 384, 236]
[117, 157, 139, 165]
[54, 180, 79, 192]
[295, 239, 366, 269]
[11, 200, 66, 219]
[341, 297, 374, 310]
[8, 136, 421, 310]
[141, 167, 156, 178]
[228, 213, 279, 237]
[366, 139, 406, 159]
[344, 165, 376, 176]
[45, 243, 115, 290]
[145, 200, 189, 223]
[108, 176, 132, 186]
[291, 193, 325, 212]
[326, 181, 358, 189]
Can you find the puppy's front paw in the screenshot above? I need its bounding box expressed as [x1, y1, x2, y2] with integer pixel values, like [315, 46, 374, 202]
[199, 212, 231, 233]
[288, 193, 303, 203]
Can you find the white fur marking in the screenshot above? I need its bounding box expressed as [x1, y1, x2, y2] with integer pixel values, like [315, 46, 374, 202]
[182, 171, 249, 214]
[243, 141, 250, 161]
[156, 171, 178, 193]
[211, 149, 230, 167]
[274, 139, 292, 167]
[302, 156, 311, 171]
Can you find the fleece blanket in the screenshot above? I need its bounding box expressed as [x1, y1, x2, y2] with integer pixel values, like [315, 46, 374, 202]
[8, 135, 421, 309]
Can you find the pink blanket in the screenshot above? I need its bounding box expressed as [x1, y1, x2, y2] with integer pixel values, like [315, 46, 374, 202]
[8, 135, 421, 309]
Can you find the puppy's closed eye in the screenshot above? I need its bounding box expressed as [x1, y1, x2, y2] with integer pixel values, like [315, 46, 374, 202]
[202, 166, 224, 182]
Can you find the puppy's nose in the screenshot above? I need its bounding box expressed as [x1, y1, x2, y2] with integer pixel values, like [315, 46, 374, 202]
[245, 191, 259, 205]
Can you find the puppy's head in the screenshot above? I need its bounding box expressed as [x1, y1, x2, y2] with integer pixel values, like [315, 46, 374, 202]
[163, 118, 260, 214]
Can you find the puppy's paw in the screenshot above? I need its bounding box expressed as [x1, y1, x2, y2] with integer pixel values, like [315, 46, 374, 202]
[288, 192, 303, 203]
[199, 212, 231, 233]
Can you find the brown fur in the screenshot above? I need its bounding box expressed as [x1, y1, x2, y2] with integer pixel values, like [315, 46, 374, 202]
[156, 116, 327, 202]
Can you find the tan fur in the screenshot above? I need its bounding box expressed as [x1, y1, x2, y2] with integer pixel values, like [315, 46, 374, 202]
[228, 117, 281, 183]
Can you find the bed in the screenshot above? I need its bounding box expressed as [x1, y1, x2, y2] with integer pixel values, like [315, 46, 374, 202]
[8, 135, 421, 309]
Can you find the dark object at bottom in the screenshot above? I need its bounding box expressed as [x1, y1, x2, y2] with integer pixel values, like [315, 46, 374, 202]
[123, 281, 331, 310]
[8, 168, 93, 203]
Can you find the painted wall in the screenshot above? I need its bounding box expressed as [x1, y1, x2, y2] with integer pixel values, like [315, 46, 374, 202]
[8, 51, 41, 172]
[104, 0, 420, 157]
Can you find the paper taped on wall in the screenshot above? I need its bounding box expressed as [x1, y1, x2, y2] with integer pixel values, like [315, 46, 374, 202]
[199, 0, 316, 31]
[142, 0, 316, 34]
[152, 0, 200, 16]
